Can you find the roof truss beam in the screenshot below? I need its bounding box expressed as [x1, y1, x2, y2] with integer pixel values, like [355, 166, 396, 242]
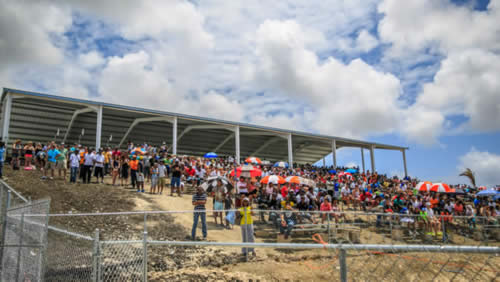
[62, 106, 99, 144]
[119, 116, 174, 147]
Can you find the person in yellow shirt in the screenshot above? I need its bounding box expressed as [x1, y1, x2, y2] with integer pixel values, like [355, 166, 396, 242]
[104, 148, 112, 175]
[239, 198, 256, 257]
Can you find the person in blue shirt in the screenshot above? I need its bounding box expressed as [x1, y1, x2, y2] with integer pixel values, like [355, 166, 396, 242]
[0, 141, 5, 179]
[43, 144, 60, 180]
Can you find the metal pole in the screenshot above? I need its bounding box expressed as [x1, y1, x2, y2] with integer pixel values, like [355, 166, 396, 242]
[332, 140, 337, 168]
[339, 248, 347, 282]
[172, 116, 177, 155]
[389, 215, 393, 244]
[287, 133, 293, 168]
[92, 229, 100, 282]
[327, 213, 331, 244]
[235, 126, 240, 164]
[0, 190, 10, 272]
[96, 105, 103, 150]
[441, 215, 446, 243]
[402, 149, 408, 177]
[143, 231, 148, 282]
[361, 148, 365, 173]
[15, 213, 25, 282]
[370, 145, 375, 173]
[143, 213, 147, 233]
[2, 93, 12, 143]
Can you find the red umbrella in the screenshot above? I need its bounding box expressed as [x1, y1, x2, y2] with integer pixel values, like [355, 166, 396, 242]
[416, 181, 433, 192]
[430, 183, 451, 193]
[260, 175, 286, 184]
[229, 166, 262, 178]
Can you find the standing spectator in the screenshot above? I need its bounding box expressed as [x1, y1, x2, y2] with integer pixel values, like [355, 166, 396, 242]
[213, 179, 226, 226]
[0, 141, 5, 178]
[150, 162, 159, 194]
[111, 155, 120, 186]
[56, 144, 68, 180]
[120, 155, 129, 187]
[82, 149, 95, 184]
[69, 150, 80, 183]
[23, 141, 34, 169]
[239, 197, 256, 257]
[136, 158, 145, 193]
[44, 144, 60, 180]
[191, 186, 207, 240]
[280, 201, 296, 240]
[104, 148, 112, 175]
[94, 149, 105, 184]
[129, 155, 139, 189]
[171, 162, 182, 196]
[11, 139, 22, 170]
[158, 161, 167, 194]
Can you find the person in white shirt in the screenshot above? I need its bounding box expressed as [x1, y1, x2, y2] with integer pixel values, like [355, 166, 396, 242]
[94, 150, 105, 184]
[69, 151, 80, 183]
[82, 150, 95, 184]
[158, 163, 167, 194]
[195, 165, 206, 186]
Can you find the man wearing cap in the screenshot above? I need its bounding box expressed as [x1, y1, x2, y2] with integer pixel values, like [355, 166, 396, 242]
[191, 186, 207, 240]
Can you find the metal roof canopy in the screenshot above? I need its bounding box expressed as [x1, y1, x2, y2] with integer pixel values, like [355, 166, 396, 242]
[1, 88, 409, 173]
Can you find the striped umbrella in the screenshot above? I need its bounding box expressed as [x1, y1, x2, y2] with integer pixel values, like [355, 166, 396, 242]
[285, 176, 303, 184]
[229, 166, 262, 178]
[245, 157, 262, 164]
[430, 183, 451, 193]
[416, 181, 433, 192]
[260, 175, 286, 184]
[273, 161, 289, 168]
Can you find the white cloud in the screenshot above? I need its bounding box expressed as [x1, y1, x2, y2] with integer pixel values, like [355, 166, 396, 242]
[79, 51, 105, 69]
[458, 148, 500, 187]
[355, 29, 378, 53]
[250, 19, 403, 138]
[0, 0, 72, 69]
[377, 0, 500, 144]
[378, 0, 500, 55]
[98, 51, 243, 122]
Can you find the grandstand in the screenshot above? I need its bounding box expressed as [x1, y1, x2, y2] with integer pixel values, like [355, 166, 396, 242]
[0, 88, 408, 175]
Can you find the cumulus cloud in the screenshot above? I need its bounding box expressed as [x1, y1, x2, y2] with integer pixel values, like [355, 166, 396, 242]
[98, 51, 243, 121]
[0, 0, 72, 70]
[378, 0, 500, 144]
[250, 20, 403, 138]
[458, 148, 500, 187]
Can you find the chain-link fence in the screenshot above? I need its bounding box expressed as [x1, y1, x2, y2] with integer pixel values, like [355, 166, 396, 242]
[0, 199, 50, 282]
[1, 179, 498, 281]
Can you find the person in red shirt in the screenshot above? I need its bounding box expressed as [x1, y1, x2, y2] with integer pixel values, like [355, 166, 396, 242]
[280, 184, 289, 199]
[320, 197, 333, 223]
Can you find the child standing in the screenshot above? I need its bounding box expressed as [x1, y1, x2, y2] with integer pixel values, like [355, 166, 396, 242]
[137, 157, 145, 192]
[150, 163, 159, 194]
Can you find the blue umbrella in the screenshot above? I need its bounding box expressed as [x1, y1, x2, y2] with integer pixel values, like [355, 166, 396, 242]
[345, 168, 358, 173]
[273, 161, 289, 168]
[494, 194, 500, 201]
[476, 189, 499, 197]
[329, 170, 336, 174]
[204, 152, 218, 158]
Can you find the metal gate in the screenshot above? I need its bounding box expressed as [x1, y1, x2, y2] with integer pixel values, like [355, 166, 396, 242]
[0, 199, 50, 281]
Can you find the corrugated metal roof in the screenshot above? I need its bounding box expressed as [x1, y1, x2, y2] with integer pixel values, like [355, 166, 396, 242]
[1, 87, 408, 164]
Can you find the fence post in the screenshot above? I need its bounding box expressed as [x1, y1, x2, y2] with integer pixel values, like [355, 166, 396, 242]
[441, 215, 445, 243]
[92, 229, 100, 282]
[327, 213, 331, 244]
[15, 213, 25, 281]
[143, 231, 148, 282]
[338, 247, 347, 282]
[143, 213, 147, 233]
[0, 190, 11, 272]
[389, 215, 393, 244]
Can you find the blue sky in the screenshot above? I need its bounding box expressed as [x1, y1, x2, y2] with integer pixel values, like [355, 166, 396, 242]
[1, 0, 499, 186]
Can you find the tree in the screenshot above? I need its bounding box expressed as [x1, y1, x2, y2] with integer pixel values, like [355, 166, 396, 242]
[459, 168, 476, 188]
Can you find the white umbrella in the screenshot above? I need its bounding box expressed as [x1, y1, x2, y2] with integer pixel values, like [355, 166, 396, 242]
[200, 176, 233, 192]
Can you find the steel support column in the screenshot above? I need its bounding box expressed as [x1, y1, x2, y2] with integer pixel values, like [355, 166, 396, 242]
[361, 148, 365, 173]
[402, 149, 408, 177]
[331, 139, 337, 168]
[1, 93, 12, 143]
[95, 105, 103, 149]
[287, 133, 293, 168]
[235, 125, 240, 164]
[370, 145, 375, 173]
[172, 116, 178, 155]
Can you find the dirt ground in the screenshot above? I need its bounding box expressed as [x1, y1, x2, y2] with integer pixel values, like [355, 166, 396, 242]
[3, 167, 499, 281]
